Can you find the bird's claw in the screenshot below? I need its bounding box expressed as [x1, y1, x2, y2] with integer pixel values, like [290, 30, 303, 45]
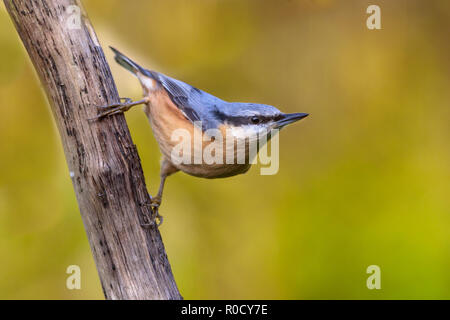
[139, 196, 163, 227]
[89, 97, 134, 121]
[153, 210, 163, 227]
[150, 196, 163, 226]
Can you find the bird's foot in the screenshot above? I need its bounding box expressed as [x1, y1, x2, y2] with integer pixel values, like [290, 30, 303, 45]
[90, 97, 132, 120]
[151, 208, 163, 227]
[150, 196, 163, 226]
[139, 196, 163, 227]
[90, 97, 148, 120]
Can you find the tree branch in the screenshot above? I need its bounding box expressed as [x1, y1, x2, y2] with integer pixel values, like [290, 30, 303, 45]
[3, 0, 182, 300]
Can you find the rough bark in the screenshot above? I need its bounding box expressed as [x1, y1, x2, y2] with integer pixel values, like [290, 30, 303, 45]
[3, 0, 182, 300]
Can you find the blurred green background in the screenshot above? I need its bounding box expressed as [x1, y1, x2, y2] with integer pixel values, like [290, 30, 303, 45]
[0, 0, 449, 299]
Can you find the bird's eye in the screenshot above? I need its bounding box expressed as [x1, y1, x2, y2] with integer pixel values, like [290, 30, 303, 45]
[251, 116, 260, 124]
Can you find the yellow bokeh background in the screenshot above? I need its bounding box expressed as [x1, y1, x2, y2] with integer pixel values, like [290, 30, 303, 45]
[0, 0, 449, 299]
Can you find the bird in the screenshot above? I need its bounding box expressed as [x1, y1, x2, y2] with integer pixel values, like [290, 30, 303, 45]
[94, 46, 308, 225]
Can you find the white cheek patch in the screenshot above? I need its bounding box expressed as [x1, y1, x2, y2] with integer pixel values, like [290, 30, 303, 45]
[226, 125, 265, 165]
[229, 125, 254, 139]
[229, 125, 265, 140]
[137, 73, 157, 91]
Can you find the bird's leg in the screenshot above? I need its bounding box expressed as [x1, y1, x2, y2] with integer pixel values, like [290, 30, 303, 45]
[150, 159, 179, 226]
[150, 175, 166, 225]
[91, 97, 149, 120]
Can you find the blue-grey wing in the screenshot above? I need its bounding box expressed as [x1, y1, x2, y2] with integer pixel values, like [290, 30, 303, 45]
[153, 72, 223, 130]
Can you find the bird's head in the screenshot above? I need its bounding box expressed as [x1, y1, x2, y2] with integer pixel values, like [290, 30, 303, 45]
[213, 102, 308, 138]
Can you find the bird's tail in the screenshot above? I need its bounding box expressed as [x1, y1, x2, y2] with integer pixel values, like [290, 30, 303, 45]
[109, 46, 153, 77]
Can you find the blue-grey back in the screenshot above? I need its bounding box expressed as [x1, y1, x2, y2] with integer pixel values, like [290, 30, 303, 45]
[151, 71, 225, 130]
[146, 69, 282, 130]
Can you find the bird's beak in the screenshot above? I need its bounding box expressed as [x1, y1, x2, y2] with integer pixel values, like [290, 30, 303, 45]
[275, 113, 309, 129]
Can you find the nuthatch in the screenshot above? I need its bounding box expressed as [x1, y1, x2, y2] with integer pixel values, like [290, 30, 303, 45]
[95, 47, 308, 224]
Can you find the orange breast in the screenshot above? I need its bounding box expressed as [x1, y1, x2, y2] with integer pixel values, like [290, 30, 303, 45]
[143, 89, 251, 178]
[143, 89, 193, 159]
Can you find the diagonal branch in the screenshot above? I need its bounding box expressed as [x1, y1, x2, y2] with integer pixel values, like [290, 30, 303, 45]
[3, 0, 182, 300]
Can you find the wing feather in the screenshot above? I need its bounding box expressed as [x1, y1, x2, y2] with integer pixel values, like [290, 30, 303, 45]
[152, 72, 224, 130]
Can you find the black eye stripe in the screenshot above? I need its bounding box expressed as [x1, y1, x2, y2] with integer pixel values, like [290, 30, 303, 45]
[228, 116, 273, 125]
[273, 114, 284, 121]
[213, 109, 280, 125]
